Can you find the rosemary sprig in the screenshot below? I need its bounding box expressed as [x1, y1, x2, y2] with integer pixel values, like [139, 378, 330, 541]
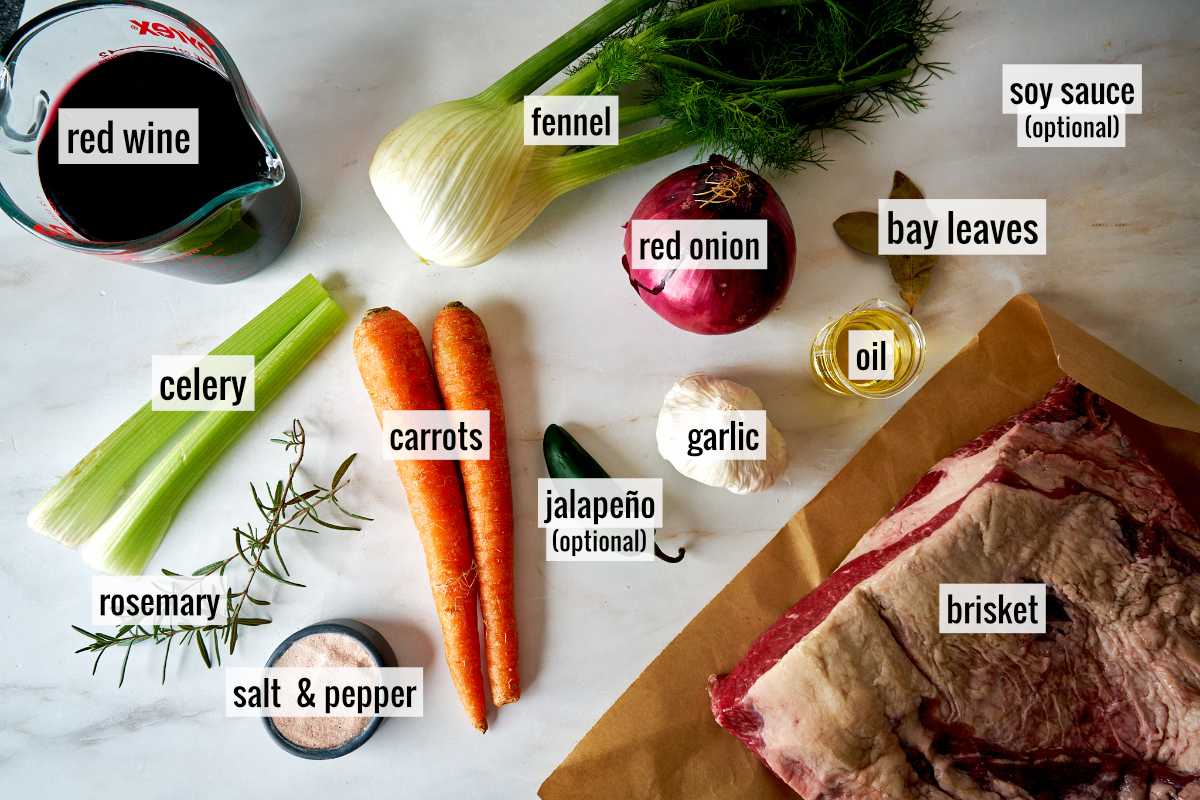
[73, 420, 370, 686]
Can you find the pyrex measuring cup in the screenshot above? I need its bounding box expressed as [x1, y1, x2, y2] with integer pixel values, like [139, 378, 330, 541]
[0, 1, 300, 283]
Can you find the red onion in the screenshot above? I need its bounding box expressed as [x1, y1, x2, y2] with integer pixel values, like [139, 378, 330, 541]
[622, 155, 796, 335]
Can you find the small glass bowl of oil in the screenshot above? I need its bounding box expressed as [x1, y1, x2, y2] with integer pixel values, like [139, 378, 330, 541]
[810, 299, 927, 399]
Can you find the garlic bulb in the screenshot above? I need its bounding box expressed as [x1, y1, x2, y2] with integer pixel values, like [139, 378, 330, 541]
[369, 96, 563, 267]
[656, 374, 787, 494]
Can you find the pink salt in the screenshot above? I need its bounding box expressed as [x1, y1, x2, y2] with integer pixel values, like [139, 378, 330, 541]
[272, 632, 374, 750]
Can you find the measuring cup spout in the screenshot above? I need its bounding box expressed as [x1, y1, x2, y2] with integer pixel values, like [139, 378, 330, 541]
[224, 75, 288, 189]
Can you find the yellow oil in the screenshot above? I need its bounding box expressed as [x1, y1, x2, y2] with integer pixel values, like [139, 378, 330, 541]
[810, 299, 926, 398]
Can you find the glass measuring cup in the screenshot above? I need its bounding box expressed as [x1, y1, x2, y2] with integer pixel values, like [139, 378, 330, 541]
[0, 0, 300, 283]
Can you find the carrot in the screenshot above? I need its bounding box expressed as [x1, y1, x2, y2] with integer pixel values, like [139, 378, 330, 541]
[432, 302, 520, 706]
[353, 307, 488, 732]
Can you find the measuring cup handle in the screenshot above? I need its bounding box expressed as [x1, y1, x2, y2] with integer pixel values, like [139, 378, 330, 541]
[0, 63, 47, 155]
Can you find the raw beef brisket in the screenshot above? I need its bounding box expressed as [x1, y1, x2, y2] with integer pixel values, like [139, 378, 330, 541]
[710, 378, 1200, 799]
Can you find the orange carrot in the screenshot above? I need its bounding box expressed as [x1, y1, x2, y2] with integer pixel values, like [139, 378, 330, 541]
[432, 302, 520, 706]
[353, 307, 488, 732]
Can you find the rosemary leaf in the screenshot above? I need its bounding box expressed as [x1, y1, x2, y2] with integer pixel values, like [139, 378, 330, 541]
[118, 644, 133, 687]
[160, 636, 172, 685]
[195, 631, 211, 668]
[258, 563, 305, 588]
[330, 454, 357, 491]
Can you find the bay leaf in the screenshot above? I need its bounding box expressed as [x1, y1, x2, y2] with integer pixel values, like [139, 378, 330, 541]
[890, 170, 925, 200]
[887, 253, 936, 312]
[833, 211, 879, 256]
[833, 170, 938, 312]
[887, 170, 935, 310]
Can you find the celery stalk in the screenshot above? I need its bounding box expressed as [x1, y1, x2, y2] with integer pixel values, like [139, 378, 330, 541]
[81, 297, 346, 575]
[28, 274, 330, 548]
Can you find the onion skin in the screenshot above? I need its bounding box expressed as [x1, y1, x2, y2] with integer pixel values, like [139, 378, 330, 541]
[622, 155, 796, 335]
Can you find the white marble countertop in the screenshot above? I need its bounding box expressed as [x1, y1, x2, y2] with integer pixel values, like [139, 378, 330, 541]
[2, 1, 1196, 797]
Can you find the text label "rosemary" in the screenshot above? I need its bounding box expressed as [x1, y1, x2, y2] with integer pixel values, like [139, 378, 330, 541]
[92, 575, 229, 625]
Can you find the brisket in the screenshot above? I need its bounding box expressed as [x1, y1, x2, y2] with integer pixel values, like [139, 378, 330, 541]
[710, 378, 1200, 800]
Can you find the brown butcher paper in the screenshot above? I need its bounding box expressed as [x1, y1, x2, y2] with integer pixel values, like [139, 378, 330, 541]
[539, 293, 1200, 800]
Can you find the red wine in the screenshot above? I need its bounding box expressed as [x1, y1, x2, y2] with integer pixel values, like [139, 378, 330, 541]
[37, 50, 300, 282]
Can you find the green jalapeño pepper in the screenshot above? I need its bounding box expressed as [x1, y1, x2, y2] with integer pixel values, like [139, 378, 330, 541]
[542, 424, 684, 563]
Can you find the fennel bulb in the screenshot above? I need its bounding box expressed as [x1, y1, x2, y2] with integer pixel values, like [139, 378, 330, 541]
[369, 0, 950, 267]
[370, 98, 562, 267]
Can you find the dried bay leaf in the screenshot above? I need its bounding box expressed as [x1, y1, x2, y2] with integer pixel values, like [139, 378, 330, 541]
[888, 254, 936, 312]
[886, 170, 936, 311]
[889, 170, 924, 201]
[833, 212, 879, 256]
[832, 170, 939, 312]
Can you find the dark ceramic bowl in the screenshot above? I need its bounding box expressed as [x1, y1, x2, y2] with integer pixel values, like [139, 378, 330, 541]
[262, 619, 398, 760]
